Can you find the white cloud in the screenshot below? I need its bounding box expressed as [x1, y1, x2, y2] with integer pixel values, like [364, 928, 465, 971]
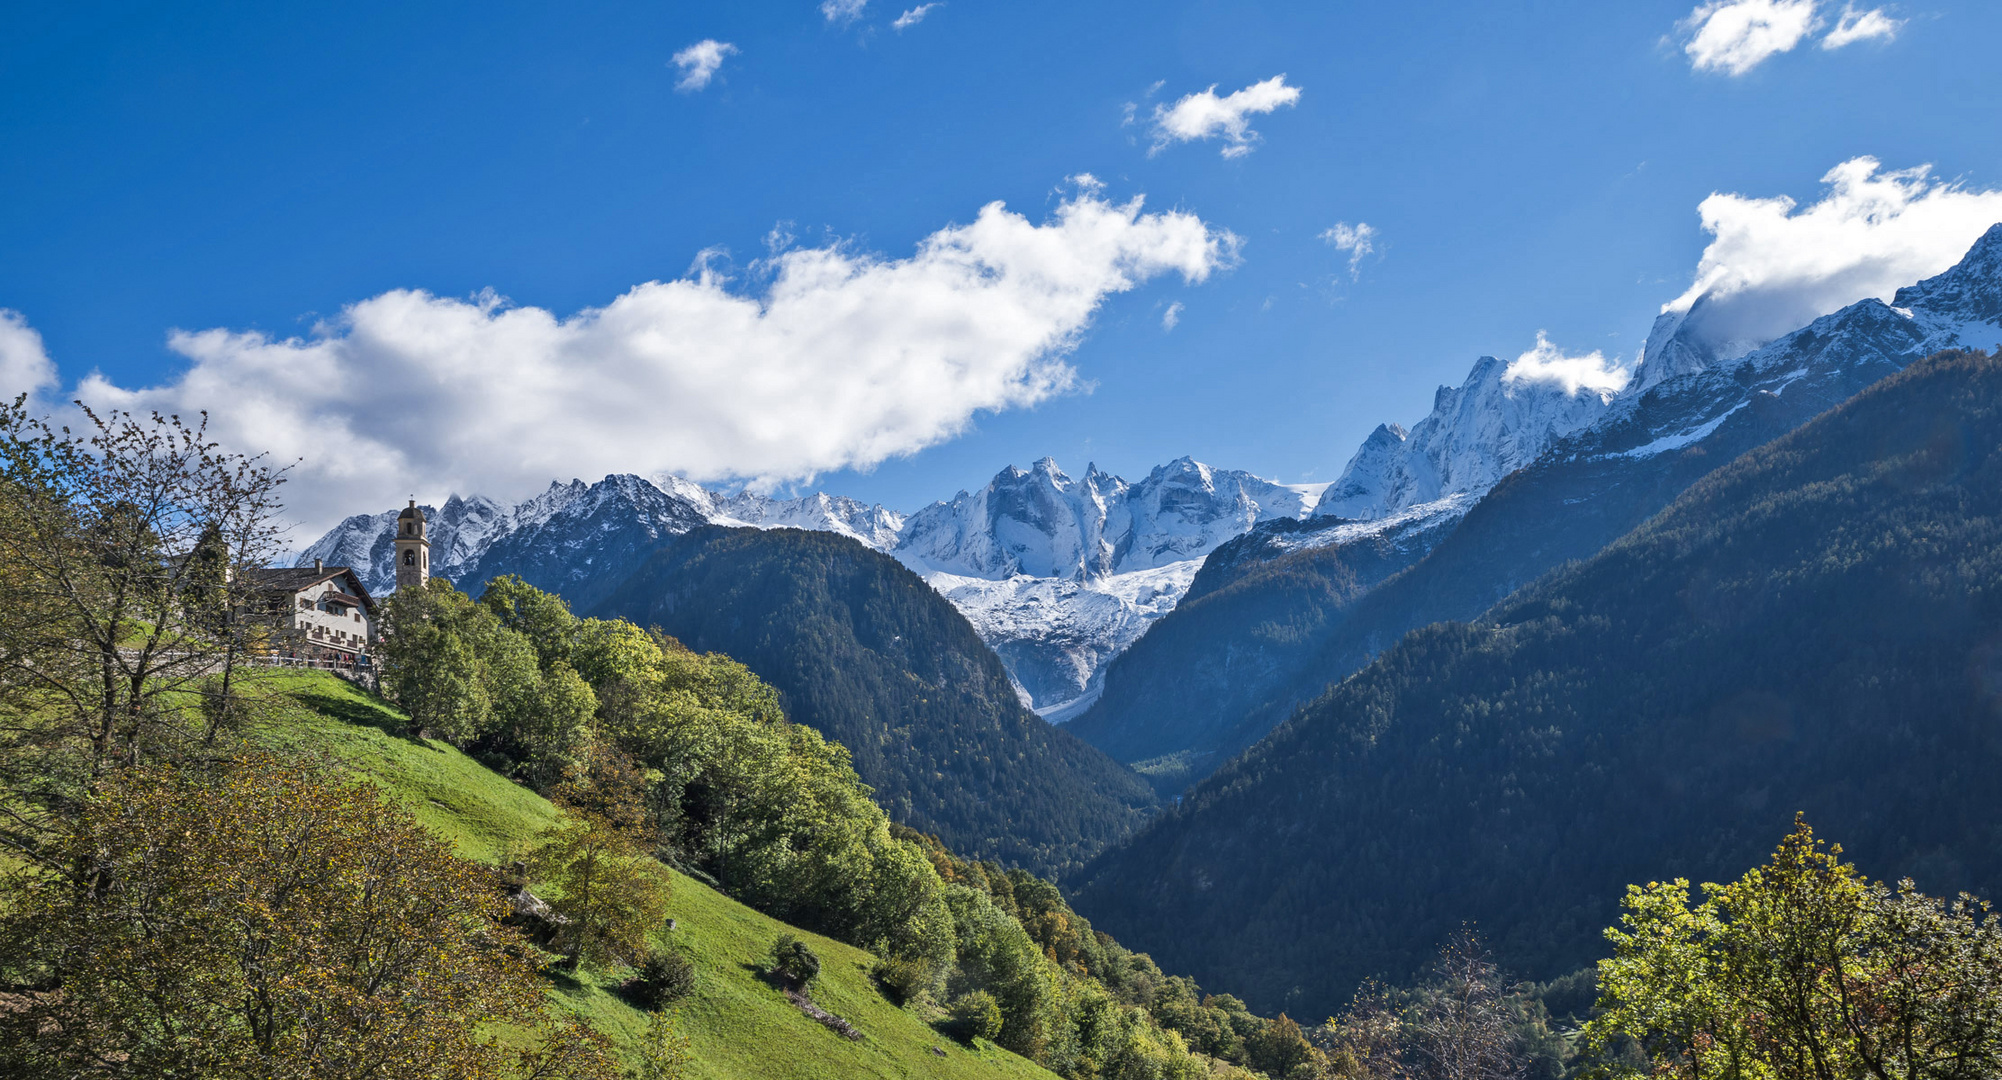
[1661, 156, 2002, 355]
[1150, 75, 1301, 159]
[892, 3, 938, 30]
[1503, 332, 1631, 396]
[1319, 222, 1379, 279]
[1679, 0, 1819, 75]
[73, 189, 1237, 535]
[1162, 301, 1183, 331]
[0, 311, 58, 408]
[820, 0, 867, 24]
[1822, 4, 1902, 48]
[672, 39, 738, 92]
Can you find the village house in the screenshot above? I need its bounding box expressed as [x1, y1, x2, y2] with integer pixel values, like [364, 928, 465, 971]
[243, 560, 377, 661]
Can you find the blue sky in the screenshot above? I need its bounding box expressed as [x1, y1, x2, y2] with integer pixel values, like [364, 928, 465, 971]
[4, 1, 2000, 530]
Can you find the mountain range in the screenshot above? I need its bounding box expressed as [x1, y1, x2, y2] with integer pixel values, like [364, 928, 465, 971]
[1063, 222, 2002, 788]
[300, 224, 2002, 903]
[1071, 344, 2002, 1017]
[300, 457, 1330, 717]
[301, 349, 1642, 722]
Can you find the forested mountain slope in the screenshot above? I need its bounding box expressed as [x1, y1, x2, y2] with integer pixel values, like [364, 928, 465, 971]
[594, 526, 1158, 877]
[1068, 224, 2002, 787]
[1066, 508, 1453, 789]
[1072, 349, 2002, 1019]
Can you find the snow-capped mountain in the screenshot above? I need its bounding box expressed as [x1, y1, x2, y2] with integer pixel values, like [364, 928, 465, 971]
[299, 493, 514, 592]
[301, 223, 2002, 743]
[301, 455, 1320, 718]
[1067, 223, 2002, 781]
[1582, 222, 2002, 463]
[892, 457, 1321, 714]
[1314, 352, 1625, 522]
[668, 479, 906, 551]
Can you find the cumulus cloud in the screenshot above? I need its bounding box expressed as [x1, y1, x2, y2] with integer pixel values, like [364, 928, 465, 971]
[1161, 301, 1183, 331]
[892, 3, 939, 30]
[1320, 222, 1379, 279]
[1679, 0, 1819, 75]
[1150, 75, 1301, 158]
[820, 0, 867, 24]
[672, 39, 737, 92]
[1503, 332, 1631, 397]
[0, 311, 58, 407]
[1660, 156, 2002, 356]
[74, 189, 1237, 535]
[1821, 4, 1902, 48]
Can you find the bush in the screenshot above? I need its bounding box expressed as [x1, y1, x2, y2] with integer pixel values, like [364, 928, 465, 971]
[947, 990, 1004, 1043]
[874, 956, 941, 1006]
[769, 933, 821, 990]
[624, 947, 697, 1010]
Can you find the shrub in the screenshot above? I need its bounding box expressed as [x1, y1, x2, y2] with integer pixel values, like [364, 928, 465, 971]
[769, 933, 821, 990]
[947, 990, 1004, 1043]
[625, 947, 697, 1010]
[874, 956, 941, 1006]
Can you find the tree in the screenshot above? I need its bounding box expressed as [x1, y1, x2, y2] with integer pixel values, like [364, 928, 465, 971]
[481, 574, 582, 671]
[380, 580, 494, 742]
[1407, 933, 1523, 1080]
[523, 661, 598, 789]
[1587, 817, 2002, 1080]
[532, 809, 673, 970]
[626, 1010, 692, 1080]
[950, 990, 1005, 1042]
[0, 399, 288, 849]
[1246, 1014, 1320, 1079]
[0, 751, 619, 1079]
[769, 932, 822, 990]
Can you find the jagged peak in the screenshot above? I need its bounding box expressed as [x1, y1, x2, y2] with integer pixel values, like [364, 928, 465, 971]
[1363, 422, 1408, 448]
[1891, 221, 2002, 321]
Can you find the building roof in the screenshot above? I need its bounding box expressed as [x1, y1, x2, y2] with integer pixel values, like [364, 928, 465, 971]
[397, 499, 425, 522]
[243, 566, 377, 612]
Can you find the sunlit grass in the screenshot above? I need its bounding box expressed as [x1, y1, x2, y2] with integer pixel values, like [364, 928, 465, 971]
[269, 671, 1058, 1079]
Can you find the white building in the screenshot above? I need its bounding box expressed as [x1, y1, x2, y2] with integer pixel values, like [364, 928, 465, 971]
[244, 561, 377, 659]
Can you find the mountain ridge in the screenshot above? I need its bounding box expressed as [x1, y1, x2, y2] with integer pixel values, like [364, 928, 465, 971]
[1063, 222, 2002, 784]
[1070, 345, 2002, 1018]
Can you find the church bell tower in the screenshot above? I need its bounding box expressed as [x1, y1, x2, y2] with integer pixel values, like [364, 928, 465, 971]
[394, 499, 430, 592]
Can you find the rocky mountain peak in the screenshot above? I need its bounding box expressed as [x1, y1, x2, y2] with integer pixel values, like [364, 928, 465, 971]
[1315, 350, 1616, 522]
[1892, 222, 2002, 327]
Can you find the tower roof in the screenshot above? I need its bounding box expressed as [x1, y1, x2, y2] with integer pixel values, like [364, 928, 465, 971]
[397, 498, 425, 523]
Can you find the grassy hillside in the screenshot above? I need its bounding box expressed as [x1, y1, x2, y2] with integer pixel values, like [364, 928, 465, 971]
[262, 671, 1059, 1080]
[1073, 349, 2002, 1018]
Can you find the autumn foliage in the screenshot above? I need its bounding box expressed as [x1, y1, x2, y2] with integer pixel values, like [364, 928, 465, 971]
[0, 752, 618, 1079]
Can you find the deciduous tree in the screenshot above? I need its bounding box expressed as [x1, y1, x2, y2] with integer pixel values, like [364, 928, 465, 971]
[1588, 817, 2002, 1080]
[0, 751, 619, 1080]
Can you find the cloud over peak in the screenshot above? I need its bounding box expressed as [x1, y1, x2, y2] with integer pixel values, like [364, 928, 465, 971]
[672, 39, 737, 92]
[1148, 75, 1301, 159]
[67, 188, 1238, 535]
[1503, 332, 1630, 397]
[1660, 156, 2002, 359]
